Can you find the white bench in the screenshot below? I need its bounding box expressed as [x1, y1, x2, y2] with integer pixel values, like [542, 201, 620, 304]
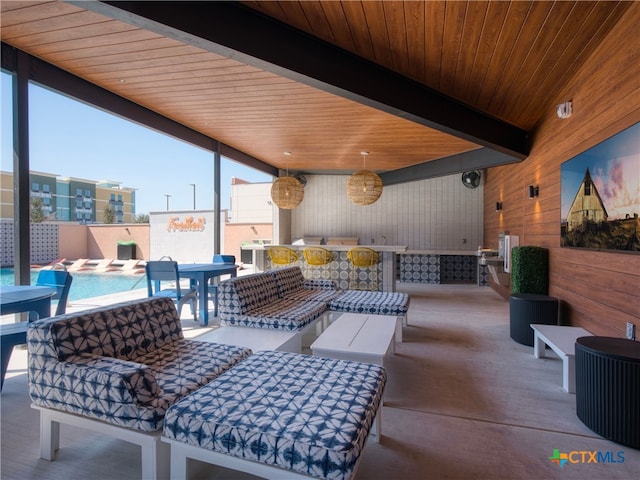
[530, 324, 593, 393]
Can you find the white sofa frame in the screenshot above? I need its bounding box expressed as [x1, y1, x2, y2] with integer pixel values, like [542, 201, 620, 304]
[164, 412, 379, 480]
[33, 405, 170, 480]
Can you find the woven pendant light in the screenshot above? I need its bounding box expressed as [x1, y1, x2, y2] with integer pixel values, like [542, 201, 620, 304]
[271, 152, 304, 209]
[347, 152, 383, 205]
[271, 176, 304, 209]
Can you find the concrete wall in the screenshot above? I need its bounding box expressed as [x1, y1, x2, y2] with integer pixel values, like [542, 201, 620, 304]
[0, 221, 150, 266]
[58, 223, 149, 261]
[86, 224, 149, 260]
[58, 224, 89, 260]
[224, 223, 272, 264]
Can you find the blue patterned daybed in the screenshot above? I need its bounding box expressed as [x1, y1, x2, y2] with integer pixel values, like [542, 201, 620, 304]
[27, 297, 251, 480]
[163, 351, 386, 480]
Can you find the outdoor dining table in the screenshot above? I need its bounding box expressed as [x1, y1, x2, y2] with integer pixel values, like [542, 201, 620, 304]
[0, 285, 56, 320]
[1, 285, 56, 390]
[178, 263, 238, 326]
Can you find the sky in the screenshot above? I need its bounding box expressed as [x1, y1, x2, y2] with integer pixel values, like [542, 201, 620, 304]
[560, 123, 640, 221]
[0, 72, 272, 215]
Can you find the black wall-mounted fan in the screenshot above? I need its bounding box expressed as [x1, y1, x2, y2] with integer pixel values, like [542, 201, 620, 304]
[461, 170, 481, 189]
[293, 173, 307, 186]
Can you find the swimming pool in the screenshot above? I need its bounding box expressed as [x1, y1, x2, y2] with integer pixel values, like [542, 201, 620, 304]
[0, 268, 147, 302]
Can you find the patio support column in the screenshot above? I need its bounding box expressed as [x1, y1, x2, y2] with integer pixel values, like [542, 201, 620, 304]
[272, 169, 291, 245]
[213, 140, 221, 255]
[12, 50, 31, 285]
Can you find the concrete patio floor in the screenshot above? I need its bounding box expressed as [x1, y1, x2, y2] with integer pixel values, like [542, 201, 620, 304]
[1, 284, 638, 479]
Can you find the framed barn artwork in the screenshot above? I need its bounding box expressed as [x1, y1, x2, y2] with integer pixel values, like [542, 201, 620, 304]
[560, 122, 639, 253]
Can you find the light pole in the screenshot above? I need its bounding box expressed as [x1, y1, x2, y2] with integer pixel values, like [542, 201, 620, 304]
[164, 194, 171, 211]
[189, 183, 196, 210]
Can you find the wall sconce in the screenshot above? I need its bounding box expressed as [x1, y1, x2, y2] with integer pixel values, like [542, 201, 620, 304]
[496, 201, 503, 211]
[528, 185, 539, 199]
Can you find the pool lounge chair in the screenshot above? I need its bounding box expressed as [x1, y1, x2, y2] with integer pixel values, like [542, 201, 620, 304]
[31, 258, 67, 269]
[118, 259, 145, 274]
[83, 259, 115, 273]
[65, 258, 90, 271]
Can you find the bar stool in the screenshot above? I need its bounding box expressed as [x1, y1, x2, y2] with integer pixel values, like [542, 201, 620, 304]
[302, 246, 335, 281]
[267, 246, 299, 268]
[347, 247, 380, 290]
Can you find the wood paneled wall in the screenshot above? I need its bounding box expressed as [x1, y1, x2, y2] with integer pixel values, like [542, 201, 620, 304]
[484, 5, 640, 337]
[291, 173, 483, 250]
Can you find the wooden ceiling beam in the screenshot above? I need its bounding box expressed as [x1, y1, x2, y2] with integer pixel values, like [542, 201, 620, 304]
[86, 1, 529, 161]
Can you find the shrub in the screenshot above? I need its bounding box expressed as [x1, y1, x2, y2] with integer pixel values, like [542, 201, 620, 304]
[511, 246, 549, 295]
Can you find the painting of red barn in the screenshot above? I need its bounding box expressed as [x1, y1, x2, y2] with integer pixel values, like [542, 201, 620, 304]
[561, 123, 639, 253]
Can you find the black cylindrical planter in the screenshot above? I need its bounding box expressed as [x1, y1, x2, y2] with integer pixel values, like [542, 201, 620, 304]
[509, 293, 558, 346]
[575, 337, 640, 449]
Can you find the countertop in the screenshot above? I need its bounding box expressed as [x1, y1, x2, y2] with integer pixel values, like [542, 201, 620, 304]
[404, 249, 478, 255]
[244, 244, 408, 252]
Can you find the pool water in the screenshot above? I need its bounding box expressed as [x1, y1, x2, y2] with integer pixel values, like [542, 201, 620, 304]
[0, 268, 147, 302]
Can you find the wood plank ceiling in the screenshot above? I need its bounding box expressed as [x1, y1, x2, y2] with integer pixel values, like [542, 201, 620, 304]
[0, 1, 631, 174]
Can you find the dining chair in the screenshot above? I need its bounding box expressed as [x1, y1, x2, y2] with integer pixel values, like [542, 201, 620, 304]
[208, 255, 236, 317]
[35, 267, 73, 316]
[3, 267, 73, 391]
[0, 323, 29, 391]
[145, 260, 197, 321]
[302, 246, 335, 281]
[347, 247, 381, 290]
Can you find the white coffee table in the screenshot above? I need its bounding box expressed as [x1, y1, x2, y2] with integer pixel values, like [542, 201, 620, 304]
[310, 313, 396, 366]
[197, 326, 301, 353]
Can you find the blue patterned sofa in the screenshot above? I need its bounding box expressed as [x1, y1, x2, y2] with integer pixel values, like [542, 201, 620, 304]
[328, 290, 409, 318]
[329, 289, 410, 338]
[218, 267, 409, 341]
[163, 350, 386, 480]
[27, 297, 251, 480]
[217, 270, 329, 331]
[269, 266, 342, 303]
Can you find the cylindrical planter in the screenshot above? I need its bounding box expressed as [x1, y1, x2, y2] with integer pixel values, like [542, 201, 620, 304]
[509, 293, 558, 346]
[575, 336, 640, 449]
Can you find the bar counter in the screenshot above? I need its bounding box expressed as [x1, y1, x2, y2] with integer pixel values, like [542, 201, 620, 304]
[399, 250, 488, 286]
[244, 244, 406, 291]
[242, 245, 489, 290]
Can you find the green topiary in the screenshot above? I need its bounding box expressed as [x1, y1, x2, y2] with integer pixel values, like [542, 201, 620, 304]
[511, 246, 549, 295]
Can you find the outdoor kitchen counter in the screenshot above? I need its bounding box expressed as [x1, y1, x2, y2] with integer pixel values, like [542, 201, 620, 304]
[244, 244, 407, 291]
[404, 249, 478, 255]
[399, 250, 487, 286]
